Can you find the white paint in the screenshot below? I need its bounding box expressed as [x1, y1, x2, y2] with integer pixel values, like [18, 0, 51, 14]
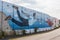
[2, 0, 60, 19]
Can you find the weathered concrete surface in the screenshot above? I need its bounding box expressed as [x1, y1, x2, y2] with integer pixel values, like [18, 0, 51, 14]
[0, 12, 13, 35]
[9, 28, 60, 40]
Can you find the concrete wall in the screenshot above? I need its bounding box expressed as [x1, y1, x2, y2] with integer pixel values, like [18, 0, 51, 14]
[0, 0, 60, 36]
[0, 12, 14, 35]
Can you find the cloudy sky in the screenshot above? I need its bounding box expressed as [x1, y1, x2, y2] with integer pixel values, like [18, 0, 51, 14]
[3, 0, 60, 19]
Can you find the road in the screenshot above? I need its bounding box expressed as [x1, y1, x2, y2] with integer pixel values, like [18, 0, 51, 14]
[9, 28, 60, 40]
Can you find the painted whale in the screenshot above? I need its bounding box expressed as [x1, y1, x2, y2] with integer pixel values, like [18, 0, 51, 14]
[0, 1, 59, 31]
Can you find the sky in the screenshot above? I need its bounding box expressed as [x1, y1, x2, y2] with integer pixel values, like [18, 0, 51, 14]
[2, 0, 60, 19]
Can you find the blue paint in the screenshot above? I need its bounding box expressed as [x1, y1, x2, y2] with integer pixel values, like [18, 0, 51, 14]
[2, 2, 53, 30]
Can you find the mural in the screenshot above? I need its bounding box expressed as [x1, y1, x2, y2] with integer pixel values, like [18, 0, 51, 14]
[0, 1, 60, 34]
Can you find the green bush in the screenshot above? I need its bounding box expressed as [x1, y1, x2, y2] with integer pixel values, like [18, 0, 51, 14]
[0, 31, 2, 38]
[0, 31, 4, 39]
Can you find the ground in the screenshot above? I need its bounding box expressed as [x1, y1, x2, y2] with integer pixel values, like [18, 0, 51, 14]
[8, 28, 60, 40]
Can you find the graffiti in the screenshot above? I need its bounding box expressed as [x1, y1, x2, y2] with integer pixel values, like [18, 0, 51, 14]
[0, 0, 60, 34]
[46, 19, 53, 26]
